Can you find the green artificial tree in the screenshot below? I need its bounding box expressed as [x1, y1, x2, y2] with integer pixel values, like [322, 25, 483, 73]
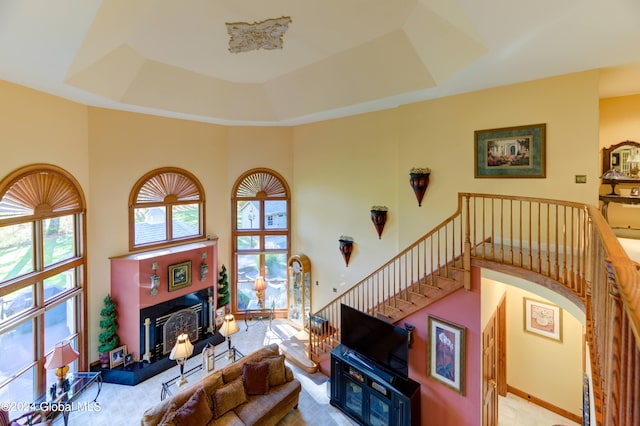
[217, 265, 230, 310]
[98, 294, 119, 367]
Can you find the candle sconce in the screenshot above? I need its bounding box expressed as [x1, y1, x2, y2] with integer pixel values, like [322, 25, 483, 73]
[409, 167, 431, 207]
[150, 262, 160, 296]
[338, 236, 354, 267]
[200, 252, 209, 282]
[370, 206, 388, 239]
[405, 322, 415, 348]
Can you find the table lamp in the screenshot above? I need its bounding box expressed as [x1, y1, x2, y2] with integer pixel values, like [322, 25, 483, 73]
[169, 333, 194, 386]
[45, 341, 79, 391]
[601, 169, 628, 195]
[253, 276, 266, 308]
[219, 314, 240, 359]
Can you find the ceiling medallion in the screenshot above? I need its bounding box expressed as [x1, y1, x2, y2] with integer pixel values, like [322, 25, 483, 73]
[226, 16, 292, 54]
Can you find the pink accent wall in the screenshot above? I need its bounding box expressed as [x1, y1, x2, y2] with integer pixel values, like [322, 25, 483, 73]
[109, 240, 218, 359]
[402, 266, 481, 426]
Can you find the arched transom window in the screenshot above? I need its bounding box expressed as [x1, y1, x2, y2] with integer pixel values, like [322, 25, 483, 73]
[232, 169, 290, 312]
[0, 164, 86, 404]
[129, 168, 205, 251]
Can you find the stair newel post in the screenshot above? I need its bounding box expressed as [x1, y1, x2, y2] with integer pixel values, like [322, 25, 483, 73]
[463, 193, 472, 290]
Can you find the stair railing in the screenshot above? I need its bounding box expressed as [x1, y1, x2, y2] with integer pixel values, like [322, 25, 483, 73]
[309, 192, 640, 426]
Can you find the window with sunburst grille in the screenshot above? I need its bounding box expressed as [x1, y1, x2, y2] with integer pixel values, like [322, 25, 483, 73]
[0, 164, 86, 402]
[232, 169, 290, 312]
[129, 168, 205, 251]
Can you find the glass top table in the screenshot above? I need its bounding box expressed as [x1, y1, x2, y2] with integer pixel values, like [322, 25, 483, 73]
[33, 372, 102, 426]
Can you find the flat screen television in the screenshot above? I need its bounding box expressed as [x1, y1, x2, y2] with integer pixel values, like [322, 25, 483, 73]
[340, 303, 409, 379]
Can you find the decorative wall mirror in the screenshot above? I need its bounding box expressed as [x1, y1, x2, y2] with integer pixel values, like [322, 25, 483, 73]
[602, 140, 640, 182]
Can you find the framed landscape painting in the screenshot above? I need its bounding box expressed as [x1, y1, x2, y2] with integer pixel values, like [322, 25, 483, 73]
[427, 316, 466, 394]
[168, 260, 192, 292]
[475, 123, 546, 178]
[523, 297, 562, 341]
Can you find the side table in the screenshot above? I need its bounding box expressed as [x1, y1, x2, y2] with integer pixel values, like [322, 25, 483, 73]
[243, 307, 274, 331]
[33, 372, 102, 426]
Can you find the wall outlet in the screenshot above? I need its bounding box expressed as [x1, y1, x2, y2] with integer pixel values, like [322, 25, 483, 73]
[575, 175, 587, 183]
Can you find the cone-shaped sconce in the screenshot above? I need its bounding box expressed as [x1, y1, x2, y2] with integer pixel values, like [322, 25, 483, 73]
[409, 167, 431, 207]
[370, 206, 388, 239]
[338, 236, 354, 267]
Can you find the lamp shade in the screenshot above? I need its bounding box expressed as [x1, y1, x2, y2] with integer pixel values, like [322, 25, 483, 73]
[219, 314, 240, 337]
[601, 169, 628, 179]
[169, 334, 194, 360]
[45, 341, 79, 369]
[253, 276, 266, 291]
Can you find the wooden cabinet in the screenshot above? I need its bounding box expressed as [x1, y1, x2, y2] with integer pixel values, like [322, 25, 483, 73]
[331, 344, 421, 426]
[287, 254, 311, 330]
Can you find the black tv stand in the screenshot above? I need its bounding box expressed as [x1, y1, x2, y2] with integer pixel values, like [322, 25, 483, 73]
[331, 344, 420, 426]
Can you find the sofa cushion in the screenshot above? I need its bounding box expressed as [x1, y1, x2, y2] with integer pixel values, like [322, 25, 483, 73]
[261, 355, 286, 386]
[234, 379, 302, 426]
[212, 379, 247, 419]
[162, 387, 212, 426]
[221, 343, 279, 383]
[242, 361, 270, 395]
[141, 371, 223, 426]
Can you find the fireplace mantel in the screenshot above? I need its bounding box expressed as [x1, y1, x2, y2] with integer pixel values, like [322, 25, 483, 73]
[109, 239, 218, 363]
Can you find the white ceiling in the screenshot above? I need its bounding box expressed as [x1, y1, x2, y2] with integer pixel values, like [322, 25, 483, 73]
[1, 0, 640, 126]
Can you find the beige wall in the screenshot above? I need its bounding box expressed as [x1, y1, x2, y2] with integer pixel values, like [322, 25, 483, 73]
[599, 94, 640, 229]
[295, 70, 601, 309]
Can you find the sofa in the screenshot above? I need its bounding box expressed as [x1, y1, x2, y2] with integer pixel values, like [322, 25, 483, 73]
[141, 343, 302, 426]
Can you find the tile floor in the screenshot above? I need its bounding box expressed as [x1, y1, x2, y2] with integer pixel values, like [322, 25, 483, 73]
[50, 319, 582, 425]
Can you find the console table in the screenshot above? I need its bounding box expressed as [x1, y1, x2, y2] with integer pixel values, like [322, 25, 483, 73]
[33, 372, 102, 426]
[243, 307, 274, 331]
[599, 194, 640, 221]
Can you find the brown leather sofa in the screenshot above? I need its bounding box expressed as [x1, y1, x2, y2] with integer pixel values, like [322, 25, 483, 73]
[141, 343, 301, 426]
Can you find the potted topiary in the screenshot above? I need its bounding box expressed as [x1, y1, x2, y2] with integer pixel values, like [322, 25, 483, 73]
[217, 265, 230, 311]
[98, 294, 119, 368]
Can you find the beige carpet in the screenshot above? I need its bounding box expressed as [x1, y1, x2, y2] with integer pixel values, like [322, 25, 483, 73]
[58, 319, 356, 425]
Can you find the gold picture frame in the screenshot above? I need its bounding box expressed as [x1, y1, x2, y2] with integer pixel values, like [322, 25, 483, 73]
[168, 260, 192, 292]
[109, 344, 127, 369]
[427, 316, 466, 395]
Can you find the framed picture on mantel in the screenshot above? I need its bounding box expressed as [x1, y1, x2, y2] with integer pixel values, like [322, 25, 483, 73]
[168, 260, 192, 292]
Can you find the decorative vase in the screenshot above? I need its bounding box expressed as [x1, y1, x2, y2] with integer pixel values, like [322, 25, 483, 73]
[370, 207, 388, 239]
[338, 237, 354, 267]
[409, 169, 431, 206]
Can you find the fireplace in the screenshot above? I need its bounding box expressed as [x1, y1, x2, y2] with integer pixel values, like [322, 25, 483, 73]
[140, 288, 211, 362]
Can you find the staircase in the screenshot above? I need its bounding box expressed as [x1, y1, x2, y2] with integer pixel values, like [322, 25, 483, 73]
[288, 192, 640, 426]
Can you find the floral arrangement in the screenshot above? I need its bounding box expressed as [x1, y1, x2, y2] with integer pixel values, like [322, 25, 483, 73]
[339, 235, 354, 242]
[370, 205, 388, 211]
[410, 167, 431, 174]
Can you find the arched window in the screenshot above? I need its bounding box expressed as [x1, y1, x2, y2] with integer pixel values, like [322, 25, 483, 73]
[0, 164, 86, 403]
[232, 169, 290, 312]
[129, 168, 205, 251]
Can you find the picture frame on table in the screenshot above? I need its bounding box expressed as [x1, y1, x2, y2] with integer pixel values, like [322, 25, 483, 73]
[523, 297, 562, 342]
[427, 316, 466, 395]
[124, 353, 135, 367]
[168, 260, 192, 292]
[109, 344, 127, 369]
[215, 308, 225, 328]
[475, 123, 546, 178]
[202, 343, 215, 373]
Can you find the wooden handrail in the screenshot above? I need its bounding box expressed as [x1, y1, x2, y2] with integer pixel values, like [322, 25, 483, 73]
[309, 193, 640, 426]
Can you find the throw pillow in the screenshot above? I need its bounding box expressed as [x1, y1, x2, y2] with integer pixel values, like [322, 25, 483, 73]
[158, 402, 178, 426]
[212, 379, 247, 419]
[261, 355, 286, 386]
[165, 387, 212, 426]
[242, 361, 270, 395]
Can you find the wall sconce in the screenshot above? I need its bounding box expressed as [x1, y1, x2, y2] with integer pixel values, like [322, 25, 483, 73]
[409, 167, 431, 206]
[338, 236, 354, 267]
[370, 206, 388, 239]
[200, 252, 209, 282]
[404, 323, 415, 348]
[253, 276, 267, 308]
[150, 262, 160, 296]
